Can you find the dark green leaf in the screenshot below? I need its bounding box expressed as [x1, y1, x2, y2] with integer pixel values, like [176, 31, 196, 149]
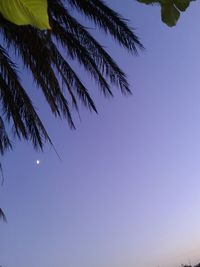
[161, 3, 180, 26]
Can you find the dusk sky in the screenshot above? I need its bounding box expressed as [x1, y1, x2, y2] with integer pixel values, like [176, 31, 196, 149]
[1, 1, 200, 267]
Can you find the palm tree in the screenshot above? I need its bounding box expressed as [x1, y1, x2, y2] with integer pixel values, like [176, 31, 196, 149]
[0, 0, 143, 155]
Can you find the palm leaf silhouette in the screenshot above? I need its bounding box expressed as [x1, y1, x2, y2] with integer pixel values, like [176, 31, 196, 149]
[0, 0, 143, 153]
[0, 208, 7, 222]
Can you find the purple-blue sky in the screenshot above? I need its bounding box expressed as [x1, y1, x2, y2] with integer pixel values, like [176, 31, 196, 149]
[1, 1, 200, 267]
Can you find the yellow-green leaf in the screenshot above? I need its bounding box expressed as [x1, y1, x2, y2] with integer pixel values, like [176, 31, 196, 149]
[0, 0, 50, 30]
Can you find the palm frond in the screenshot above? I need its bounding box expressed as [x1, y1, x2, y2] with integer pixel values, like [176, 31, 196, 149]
[1, 22, 75, 128]
[0, 0, 143, 154]
[0, 116, 12, 154]
[49, 40, 98, 112]
[67, 0, 143, 52]
[0, 43, 53, 150]
[0, 208, 7, 222]
[48, 0, 131, 94]
[51, 18, 113, 96]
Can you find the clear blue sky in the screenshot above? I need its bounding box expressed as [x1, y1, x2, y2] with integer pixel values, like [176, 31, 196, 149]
[1, 1, 200, 267]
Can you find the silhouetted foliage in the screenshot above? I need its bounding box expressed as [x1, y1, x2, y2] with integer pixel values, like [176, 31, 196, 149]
[136, 0, 196, 27]
[182, 264, 200, 267]
[0, 0, 143, 154]
[0, 208, 7, 222]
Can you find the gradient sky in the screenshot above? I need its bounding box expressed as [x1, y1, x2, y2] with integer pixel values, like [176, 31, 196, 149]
[1, 1, 200, 267]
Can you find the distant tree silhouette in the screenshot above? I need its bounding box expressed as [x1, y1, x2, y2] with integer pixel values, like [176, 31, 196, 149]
[182, 264, 200, 267]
